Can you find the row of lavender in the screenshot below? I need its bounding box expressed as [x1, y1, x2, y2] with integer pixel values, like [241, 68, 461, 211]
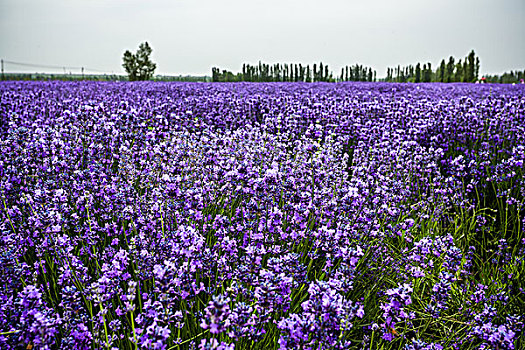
[0, 81, 524, 349]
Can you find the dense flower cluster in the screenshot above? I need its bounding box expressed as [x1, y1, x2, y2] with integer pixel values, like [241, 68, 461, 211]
[0, 81, 524, 349]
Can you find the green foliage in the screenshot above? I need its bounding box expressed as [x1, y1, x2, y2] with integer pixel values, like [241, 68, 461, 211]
[466, 50, 476, 82]
[384, 50, 485, 83]
[483, 69, 525, 84]
[340, 64, 376, 82]
[437, 59, 446, 83]
[122, 42, 157, 81]
[210, 54, 521, 84]
[415, 63, 421, 83]
[446, 56, 455, 83]
[213, 61, 373, 82]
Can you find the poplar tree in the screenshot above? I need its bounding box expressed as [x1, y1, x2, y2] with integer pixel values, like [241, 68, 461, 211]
[306, 65, 311, 82]
[475, 57, 480, 81]
[439, 59, 446, 82]
[467, 50, 476, 82]
[415, 63, 421, 83]
[455, 59, 463, 82]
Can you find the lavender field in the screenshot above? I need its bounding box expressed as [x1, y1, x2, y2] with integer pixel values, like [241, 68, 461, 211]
[1, 81, 524, 349]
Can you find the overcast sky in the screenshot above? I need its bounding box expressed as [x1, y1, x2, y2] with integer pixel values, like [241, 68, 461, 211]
[1, 0, 524, 77]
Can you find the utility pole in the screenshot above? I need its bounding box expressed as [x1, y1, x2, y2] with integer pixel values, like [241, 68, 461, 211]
[81, 67, 84, 79]
[1, 59, 4, 80]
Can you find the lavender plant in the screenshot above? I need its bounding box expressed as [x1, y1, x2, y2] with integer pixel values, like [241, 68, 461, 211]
[0, 81, 523, 349]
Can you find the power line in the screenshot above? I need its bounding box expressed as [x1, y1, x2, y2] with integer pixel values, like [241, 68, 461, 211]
[2, 59, 111, 73]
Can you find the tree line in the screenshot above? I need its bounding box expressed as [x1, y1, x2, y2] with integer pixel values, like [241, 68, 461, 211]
[212, 62, 377, 83]
[211, 52, 482, 84]
[121, 43, 523, 84]
[213, 62, 333, 82]
[339, 64, 376, 82]
[483, 70, 525, 84]
[384, 50, 481, 83]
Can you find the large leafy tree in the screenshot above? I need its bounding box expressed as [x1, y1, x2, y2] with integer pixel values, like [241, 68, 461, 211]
[122, 42, 157, 81]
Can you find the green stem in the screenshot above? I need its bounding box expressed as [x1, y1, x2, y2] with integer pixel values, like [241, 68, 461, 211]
[100, 303, 110, 349]
[0, 330, 21, 335]
[166, 329, 210, 350]
[130, 310, 138, 349]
